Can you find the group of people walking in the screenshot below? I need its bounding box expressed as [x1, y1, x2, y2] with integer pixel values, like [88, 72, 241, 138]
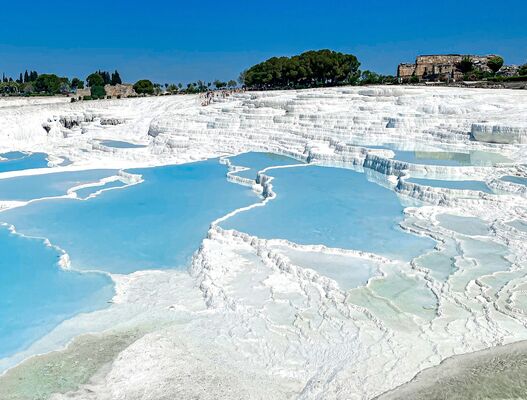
[199, 88, 244, 106]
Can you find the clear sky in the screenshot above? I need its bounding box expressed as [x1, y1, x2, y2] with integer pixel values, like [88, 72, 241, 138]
[1, 0, 526, 84]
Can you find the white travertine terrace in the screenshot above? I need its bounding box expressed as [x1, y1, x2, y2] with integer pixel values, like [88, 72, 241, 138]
[0, 86, 526, 399]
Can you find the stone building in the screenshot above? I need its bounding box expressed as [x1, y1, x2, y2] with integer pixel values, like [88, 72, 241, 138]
[397, 54, 497, 82]
[72, 88, 91, 100]
[104, 83, 137, 98]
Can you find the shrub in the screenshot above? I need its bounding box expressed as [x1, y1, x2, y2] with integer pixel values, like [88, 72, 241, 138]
[133, 79, 154, 95]
[519, 64, 527, 76]
[83, 95, 93, 100]
[86, 73, 104, 88]
[90, 85, 106, 99]
[457, 57, 474, 73]
[487, 56, 504, 73]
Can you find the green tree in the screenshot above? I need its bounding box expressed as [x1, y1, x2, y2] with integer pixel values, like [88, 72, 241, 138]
[97, 70, 111, 85]
[87, 73, 104, 87]
[90, 85, 106, 99]
[34, 74, 63, 94]
[487, 56, 504, 74]
[133, 79, 154, 95]
[360, 70, 381, 85]
[457, 57, 474, 73]
[213, 80, 226, 89]
[111, 70, 122, 85]
[227, 79, 237, 88]
[518, 64, 527, 76]
[71, 78, 84, 89]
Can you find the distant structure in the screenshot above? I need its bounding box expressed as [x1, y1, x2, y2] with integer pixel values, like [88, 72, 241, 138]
[397, 54, 497, 83]
[72, 84, 137, 100]
[104, 83, 136, 99]
[73, 88, 91, 100]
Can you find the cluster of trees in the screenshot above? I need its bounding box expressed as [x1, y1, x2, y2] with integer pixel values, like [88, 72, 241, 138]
[0, 70, 76, 95]
[240, 50, 361, 89]
[88, 70, 122, 86]
[359, 71, 397, 85]
[1, 70, 39, 84]
[0, 69, 124, 96]
[84, 70, 122, 99]
[212, 79, 237, 89]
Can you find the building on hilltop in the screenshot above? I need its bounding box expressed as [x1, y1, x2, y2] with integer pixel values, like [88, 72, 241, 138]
[397, 54, 497, 83]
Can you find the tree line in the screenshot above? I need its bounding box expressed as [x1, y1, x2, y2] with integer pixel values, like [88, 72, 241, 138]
[239, 49, 362, 90]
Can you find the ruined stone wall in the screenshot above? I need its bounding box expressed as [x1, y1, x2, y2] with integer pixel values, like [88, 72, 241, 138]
[397, 64, 416, 79]
[104, 84, 137, 98]
[398, 54, 496, 82]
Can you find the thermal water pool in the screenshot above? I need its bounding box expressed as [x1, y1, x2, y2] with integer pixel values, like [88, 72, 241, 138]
[221, 164, 435, 261]
[0, 152, 49, 173]
[0, 158, 260, 363]
[0, 159, 259, 275]
[228, 152, 303, 180]
[0, 169, 118, 201]
[406, 178, 493, 193]
[98, 140, 146, 149]
[365, 145, 511, 166]
[0, 226, 113, 359]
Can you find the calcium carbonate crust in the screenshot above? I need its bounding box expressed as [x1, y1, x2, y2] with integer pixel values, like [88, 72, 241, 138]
[0, 86, 526, 399]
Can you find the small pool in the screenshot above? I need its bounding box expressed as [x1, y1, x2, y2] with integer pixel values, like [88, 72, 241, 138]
[99, 140, 146, 149]
[73, 179, 127, 199]
[437, 214, 490, 236]
[0, 152, 49, 173]
[366, 145, 511, 167]
[0, 170, 118, 201]
[407, 178, 493, 193]
[508, 219, 527, 233]
[501, 175, 527, 186]
[270, 244, 380, 290]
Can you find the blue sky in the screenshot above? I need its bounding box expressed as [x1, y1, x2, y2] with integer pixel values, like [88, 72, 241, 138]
[1, 0, 526, 84]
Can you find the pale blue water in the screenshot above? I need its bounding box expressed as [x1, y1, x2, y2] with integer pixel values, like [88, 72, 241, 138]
[0, 170, 118, 201]
[0, 226, 113, 358]
[222, 165, 434, 260]
[501, 175, 527, 186]
[0, 152, 49, 173]
[99, 140, 146, 149]
[229, 152, 302, 180]
[366, 146, 510, 166]
[73, 179, 127, 199]
[0, 151, 26, 160]
[508, 219, 527, 233]
[407, 178, 493, 193]
[0, 159, 258, 274]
